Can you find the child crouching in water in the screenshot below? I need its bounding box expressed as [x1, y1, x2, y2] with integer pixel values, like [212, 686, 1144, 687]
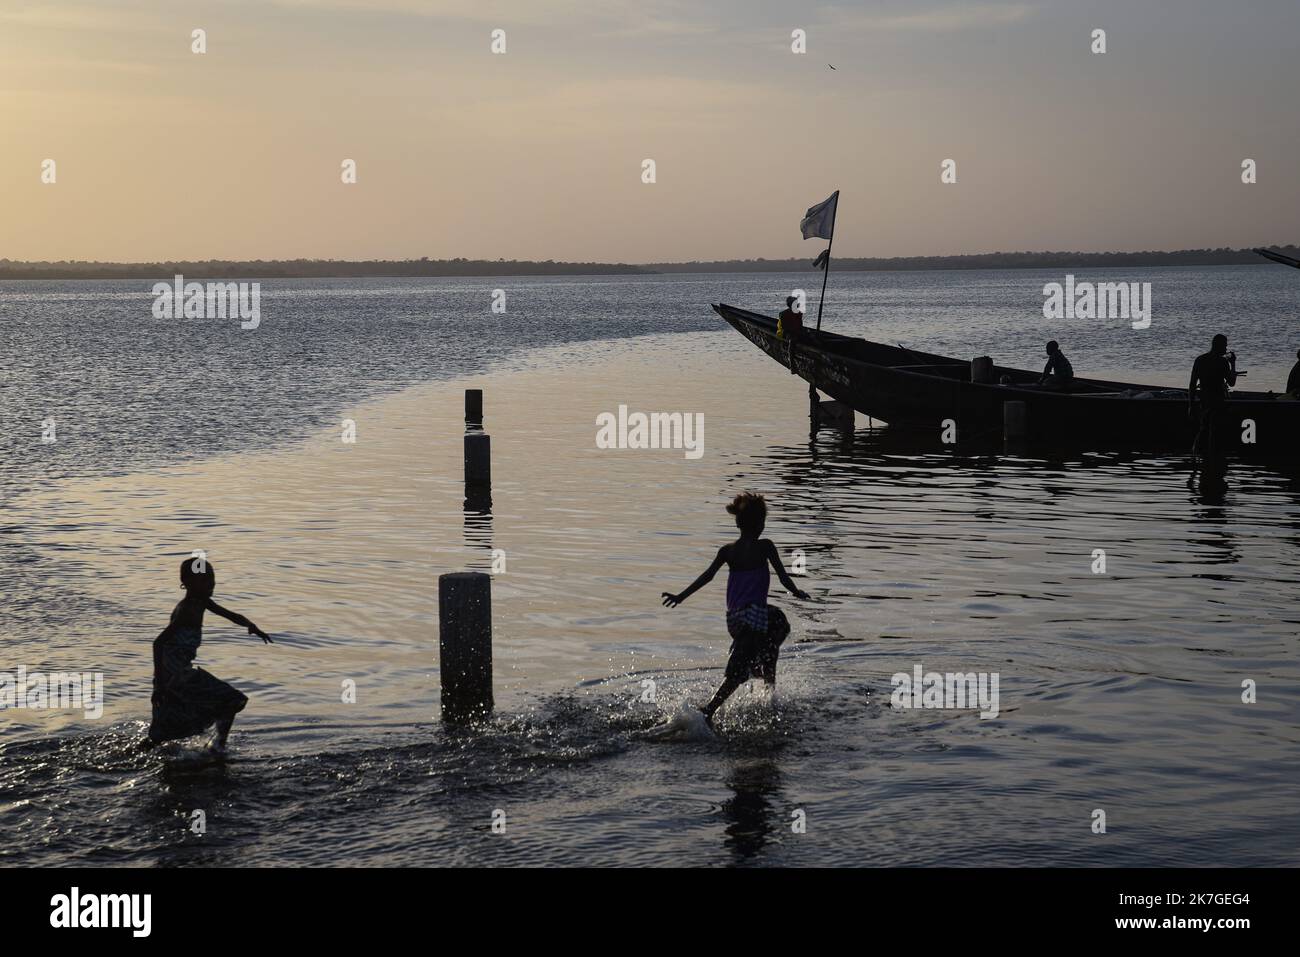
[145, 557, 271, 753]
[662, 492, 809, 725]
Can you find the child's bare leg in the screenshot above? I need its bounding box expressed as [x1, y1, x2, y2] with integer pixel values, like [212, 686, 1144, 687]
[701, 675, 743, 722]
[213, 712, 236, 750]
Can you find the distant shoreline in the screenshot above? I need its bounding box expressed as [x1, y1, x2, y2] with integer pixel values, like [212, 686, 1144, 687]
[1, 247, 1295, 280]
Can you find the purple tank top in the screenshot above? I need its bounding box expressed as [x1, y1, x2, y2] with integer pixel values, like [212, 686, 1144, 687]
[726, 565, 770, 612]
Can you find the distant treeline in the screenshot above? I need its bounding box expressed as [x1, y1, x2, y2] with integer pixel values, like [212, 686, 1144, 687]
[0, 258, 652, 280]
[648, 246, 1300, 273]
[1, 247, 1295, 279]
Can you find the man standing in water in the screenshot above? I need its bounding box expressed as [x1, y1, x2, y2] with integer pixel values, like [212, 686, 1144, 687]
[1188, 334, 1238, 459]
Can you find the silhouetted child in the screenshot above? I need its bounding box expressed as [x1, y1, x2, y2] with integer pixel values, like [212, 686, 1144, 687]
[662, 492, 809, 725]
[145, 557, 271, 752]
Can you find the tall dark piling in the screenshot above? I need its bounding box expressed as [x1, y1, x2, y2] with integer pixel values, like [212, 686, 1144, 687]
[464, 388, 491, 511]
[438, 572, 493, 723]
[465, 432, 491, 489]
[465, 388, 483, 427]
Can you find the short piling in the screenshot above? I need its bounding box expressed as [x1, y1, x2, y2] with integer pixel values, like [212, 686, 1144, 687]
[819, 400, 855, 431]
[1003, 400, 1028, 445]
[465, 388, 483, 426]
[971, 356, 995, 384]
[438, 572, 493, 723]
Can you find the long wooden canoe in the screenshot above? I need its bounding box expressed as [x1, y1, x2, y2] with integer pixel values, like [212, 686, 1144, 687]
[714, 302, 1298, 455]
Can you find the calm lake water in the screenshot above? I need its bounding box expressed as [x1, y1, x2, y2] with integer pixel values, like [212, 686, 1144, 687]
[1, 268, 1297, 866]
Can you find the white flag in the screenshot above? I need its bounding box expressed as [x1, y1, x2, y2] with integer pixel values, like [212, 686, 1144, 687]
[800, 190, 839, 240]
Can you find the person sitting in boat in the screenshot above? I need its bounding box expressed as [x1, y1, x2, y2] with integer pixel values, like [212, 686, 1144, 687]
[1188, 334, 1238, 458]
[1038, 340, 1074, 387]
[777, 296, 804, 373]
[1287, 348, 1300, 397]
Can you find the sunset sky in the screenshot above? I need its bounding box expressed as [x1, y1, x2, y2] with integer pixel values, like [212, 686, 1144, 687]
[3, 0, 1298, 263]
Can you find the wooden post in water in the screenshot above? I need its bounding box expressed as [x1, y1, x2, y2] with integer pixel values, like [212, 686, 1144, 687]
[438, 572, 493, 723]
[1004, 400, 1028, 445]
[465, 388, 483, 427]
[465, 432, 491, 489]
[819, 400, 855, 431]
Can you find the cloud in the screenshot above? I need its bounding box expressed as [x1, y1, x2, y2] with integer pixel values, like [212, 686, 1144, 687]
[261, 0, 713, 35]
[429, 73, 789, 139]
[0, 2, 160, 31]
[817, 2, 1037, 33]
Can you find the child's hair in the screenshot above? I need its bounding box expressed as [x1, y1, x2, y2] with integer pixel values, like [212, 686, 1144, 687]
[179, 557, 216, 592]
[726, 491, 767, 534]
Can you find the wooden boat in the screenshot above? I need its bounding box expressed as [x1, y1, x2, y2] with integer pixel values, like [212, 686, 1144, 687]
[713, 302, 1299, 456]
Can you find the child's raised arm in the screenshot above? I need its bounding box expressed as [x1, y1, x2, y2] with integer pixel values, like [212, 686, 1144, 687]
[662, 546, 729, 608]
[206, 599, 273, 643]
[765, 540, 810, 600]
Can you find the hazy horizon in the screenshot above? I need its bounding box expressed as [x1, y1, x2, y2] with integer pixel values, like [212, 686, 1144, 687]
[4, 0, 1298, 263]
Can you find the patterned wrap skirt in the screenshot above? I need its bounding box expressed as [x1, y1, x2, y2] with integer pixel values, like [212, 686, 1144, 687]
[149, 626, 248, 743]
[723, 604, 791, 681]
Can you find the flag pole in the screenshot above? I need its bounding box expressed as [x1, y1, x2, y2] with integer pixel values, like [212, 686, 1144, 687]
[815, 226, 834, 331]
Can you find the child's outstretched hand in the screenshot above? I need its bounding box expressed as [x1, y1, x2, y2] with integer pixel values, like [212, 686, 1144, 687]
[248, 623, 273, 643]
[792, 587, 811, 601]
[661, 592, 684, 608]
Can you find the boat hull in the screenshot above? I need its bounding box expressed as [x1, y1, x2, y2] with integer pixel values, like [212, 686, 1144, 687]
[715, 303, 1299, 456]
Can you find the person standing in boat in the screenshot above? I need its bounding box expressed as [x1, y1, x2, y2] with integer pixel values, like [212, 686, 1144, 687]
[1038, 340, 1074, 388]
[1287, 348, 1300, 397]
[777, 296, 804, 374]
[1188, 334, 1238, 459]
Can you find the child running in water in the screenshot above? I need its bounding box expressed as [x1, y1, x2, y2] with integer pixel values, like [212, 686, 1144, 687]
[145, 557, 271, 752]
[662, 492, 809, 725]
